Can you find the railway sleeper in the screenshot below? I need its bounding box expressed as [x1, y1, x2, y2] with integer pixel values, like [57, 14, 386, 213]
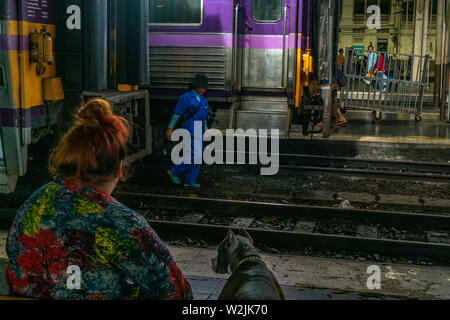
[149, 221, 450, 261]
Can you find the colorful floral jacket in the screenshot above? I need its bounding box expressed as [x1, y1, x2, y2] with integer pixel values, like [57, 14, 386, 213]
[5, 178, 192, 300]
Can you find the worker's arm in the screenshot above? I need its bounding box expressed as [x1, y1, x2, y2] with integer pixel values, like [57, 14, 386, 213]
[166, 114, 181, 141]
[168, 114, 181, 130]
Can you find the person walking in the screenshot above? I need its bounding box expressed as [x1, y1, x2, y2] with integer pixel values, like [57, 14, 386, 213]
[165, 74, 210, 188]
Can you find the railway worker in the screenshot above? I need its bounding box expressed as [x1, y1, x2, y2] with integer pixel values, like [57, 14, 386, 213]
[165, 73, 210, 188]
[5, 99, 193, 300]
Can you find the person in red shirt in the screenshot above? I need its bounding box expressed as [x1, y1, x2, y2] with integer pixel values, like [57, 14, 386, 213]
[375, 50, 387, 93]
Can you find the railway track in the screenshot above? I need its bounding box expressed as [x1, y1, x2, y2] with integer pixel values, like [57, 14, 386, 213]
[115, 192, 450, 260]
[1, 192, 449, 262]
[276, 154, 450, 182]
[127, 193, 450, 262]
[147, 153, 450, 182]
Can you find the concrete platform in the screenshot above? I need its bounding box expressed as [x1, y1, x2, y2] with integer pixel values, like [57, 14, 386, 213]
[1, 231, 449, 299]
[291, 118, 450, 145]
[187, 276, 392, 300]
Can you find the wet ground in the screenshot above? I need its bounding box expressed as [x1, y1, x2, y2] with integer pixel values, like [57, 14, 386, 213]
[332, 120, 450, 140]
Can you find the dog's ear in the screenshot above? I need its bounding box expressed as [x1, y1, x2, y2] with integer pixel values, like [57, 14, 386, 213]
[227, 229, 236, 244]
[238, 229, 253, 244]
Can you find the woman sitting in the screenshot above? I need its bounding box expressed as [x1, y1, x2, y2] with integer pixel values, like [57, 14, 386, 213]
[5, 99, 192, 300]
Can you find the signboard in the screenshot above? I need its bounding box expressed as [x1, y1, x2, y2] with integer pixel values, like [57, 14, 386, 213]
[24, 0, 53, 24]
[352, 45, 364, 56]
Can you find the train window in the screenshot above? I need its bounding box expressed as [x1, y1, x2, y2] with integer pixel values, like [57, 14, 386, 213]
[149, 0, 202, 25]
[252, 0, 283, 23]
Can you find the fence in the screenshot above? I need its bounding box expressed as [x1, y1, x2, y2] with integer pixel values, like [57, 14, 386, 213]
[339, 48, 430, 119]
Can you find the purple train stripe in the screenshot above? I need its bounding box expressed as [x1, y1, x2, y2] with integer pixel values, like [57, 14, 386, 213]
[0, 105, 44, 128]
[0, 34, 28, 51]
[149, 34, 301, 50]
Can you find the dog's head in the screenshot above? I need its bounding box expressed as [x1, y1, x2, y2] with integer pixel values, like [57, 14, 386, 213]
[212, 229, 254, 274]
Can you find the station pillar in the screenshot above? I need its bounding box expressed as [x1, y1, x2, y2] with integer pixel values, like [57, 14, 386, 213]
[84, 0, 108, 91]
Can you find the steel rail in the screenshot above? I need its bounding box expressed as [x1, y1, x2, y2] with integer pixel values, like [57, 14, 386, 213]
[113, 192, 450, 230]
[148, 220, 450, 260]
[277, 165, 450, 182]
[277, 153, 450, 174]
[143, 154, 450, 181]
[2, 194, 450, 260]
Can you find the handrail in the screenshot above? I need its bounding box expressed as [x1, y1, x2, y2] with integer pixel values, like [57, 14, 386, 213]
[328, 7, 333, 85]
[281, 4, 289, 88]
[233, 3, 240, 88]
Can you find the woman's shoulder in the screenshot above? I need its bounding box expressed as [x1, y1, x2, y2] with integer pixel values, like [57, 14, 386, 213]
[21, 181, 61, 207]
[106, 200, 150, 230]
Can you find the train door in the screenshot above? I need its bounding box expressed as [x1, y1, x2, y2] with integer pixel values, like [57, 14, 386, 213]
[238, 0, 291, 90]
[232, 0, 294, 136]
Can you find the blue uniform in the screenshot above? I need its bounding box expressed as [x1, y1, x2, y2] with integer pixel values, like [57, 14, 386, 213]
[169, 90, 209, 185]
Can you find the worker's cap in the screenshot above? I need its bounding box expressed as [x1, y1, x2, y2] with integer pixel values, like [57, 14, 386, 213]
[191, 73, 209, 89]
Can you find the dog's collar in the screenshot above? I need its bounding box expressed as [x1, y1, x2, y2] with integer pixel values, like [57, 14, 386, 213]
[234, 255, 263, 271]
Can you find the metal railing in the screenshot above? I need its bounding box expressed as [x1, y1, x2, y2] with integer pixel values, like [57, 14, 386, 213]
[339, 48, 430, 117]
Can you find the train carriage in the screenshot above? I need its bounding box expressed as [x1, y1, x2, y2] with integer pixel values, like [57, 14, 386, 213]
[0, 0, 60, 193]
[0, 0, 152, 193]
[148, 0, 325, 137]
[0, 0, 340, 193]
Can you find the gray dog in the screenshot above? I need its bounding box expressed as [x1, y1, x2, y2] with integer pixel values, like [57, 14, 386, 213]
[212, 229, 285, 300]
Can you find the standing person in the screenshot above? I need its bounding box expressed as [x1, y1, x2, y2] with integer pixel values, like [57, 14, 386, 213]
[338, 48, 345, 72]
[6, 99, 192, 300]
[375, 49, 387, 93]
[335, 49, 348, 126]
[347, 50, 357, 74]
[165, 74, 210, 188]
[365, 45, 378, 88]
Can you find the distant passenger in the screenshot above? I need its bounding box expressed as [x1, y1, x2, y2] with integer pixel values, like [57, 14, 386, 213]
[375, 48, 387, 93]
[6, 99, 192, 300]
[338, 48, 345, 72]
[336, 49, 348, 126]
[366, 45, 378, 89]
[165, 74, 210, 188]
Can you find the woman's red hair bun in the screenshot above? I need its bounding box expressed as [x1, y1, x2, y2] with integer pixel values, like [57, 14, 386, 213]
[49, 99, 130, 185]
